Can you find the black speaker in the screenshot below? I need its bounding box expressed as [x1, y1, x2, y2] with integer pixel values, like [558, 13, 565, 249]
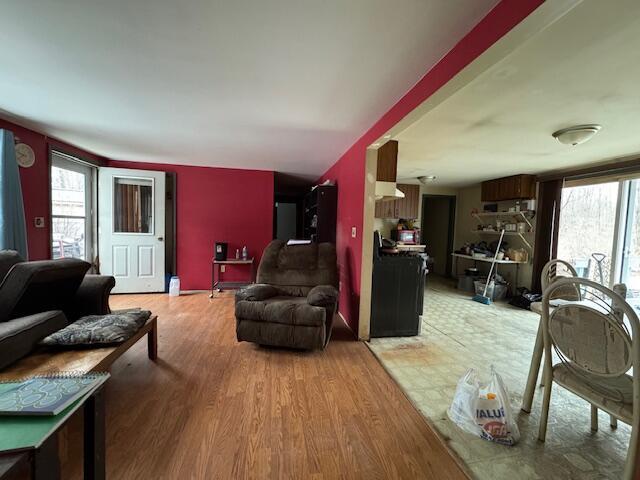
[214, 242, 228, 261]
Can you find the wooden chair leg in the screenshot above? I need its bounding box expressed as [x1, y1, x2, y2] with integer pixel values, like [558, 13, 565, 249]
[610, 415, 618, 429]
[623, 422, 639, 480]
[538, 367, 553, 442]
[591, 405, 598, 432]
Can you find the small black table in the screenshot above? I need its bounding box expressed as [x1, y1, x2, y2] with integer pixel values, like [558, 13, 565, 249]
[210, 258, 255, 297]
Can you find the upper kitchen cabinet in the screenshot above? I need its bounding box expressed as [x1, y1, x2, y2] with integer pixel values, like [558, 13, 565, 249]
[376, 141, 398, 181]
[375, 184, 420, 219]
[395, 184, 420, 218]
[481, 174, 536, 202]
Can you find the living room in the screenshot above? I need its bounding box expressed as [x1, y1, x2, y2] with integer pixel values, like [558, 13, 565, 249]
[2, 1, 640, 480]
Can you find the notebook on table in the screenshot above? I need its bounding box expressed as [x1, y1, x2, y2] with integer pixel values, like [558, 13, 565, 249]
[0, 372, 109, 454]
[0, 373, 108, 416]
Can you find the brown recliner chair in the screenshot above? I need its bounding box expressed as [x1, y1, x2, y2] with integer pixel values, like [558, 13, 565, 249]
[235, 240, 339, 350]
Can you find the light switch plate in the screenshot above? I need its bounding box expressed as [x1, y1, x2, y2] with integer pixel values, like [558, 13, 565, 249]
[351, 226, 357, 238]
[34, 217, 45, 228]
[220, 265, 226, 273]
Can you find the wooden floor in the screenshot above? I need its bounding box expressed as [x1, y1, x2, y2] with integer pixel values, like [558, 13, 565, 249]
[58, 292, 467, 479]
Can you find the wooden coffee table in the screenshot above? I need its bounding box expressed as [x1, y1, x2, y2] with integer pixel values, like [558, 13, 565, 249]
[0, 316, 158, 479]
[0, 316, 157, 381]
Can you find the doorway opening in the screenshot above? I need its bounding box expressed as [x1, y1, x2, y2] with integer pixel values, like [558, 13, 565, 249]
[420, 194, 456, 277]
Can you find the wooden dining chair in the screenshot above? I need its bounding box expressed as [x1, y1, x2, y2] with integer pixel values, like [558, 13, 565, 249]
[538, 277, 640, 480]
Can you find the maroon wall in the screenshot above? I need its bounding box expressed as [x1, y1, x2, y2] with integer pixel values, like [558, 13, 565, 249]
[319, 0, 545, 333]
[108, 160, 273, 291]
[0, 118, 105, 260]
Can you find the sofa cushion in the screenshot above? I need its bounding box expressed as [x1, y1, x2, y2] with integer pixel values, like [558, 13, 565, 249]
[39, 309, 151, 347]
[0, 250, 23, 283]
[0, 258, 90, 322]
[236, 296, 326, 327]
[0, 310, 68, 369]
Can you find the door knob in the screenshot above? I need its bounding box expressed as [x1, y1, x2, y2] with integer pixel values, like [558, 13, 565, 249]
[158, 237, 164, 242]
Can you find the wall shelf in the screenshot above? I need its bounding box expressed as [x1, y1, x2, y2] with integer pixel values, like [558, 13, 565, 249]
[470, 230, 533, 250]
[451, 253, 527, 265]
[472, 210, 535, 230]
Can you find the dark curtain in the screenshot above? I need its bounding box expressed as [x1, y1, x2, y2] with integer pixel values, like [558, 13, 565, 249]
[531, 179, 563, 293]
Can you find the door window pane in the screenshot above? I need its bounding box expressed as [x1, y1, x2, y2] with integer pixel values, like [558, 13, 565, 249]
[113, 177, 153, 233]
[557, 182, 619, 285]
[51, 162, 90, 260]
[52, 217, 86, 259]
[51, 166, 85, 217]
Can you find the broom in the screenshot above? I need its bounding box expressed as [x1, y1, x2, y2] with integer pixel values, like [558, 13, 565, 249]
[472, 229, 505, 305]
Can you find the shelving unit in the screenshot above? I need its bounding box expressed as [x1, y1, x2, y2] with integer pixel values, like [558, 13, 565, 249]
[451, 253, 527, 288]
[470, 230, 533, 249]
[472, 210, 535, 230]
[451, 253, 527, 265]
[303, 185, 337, 243]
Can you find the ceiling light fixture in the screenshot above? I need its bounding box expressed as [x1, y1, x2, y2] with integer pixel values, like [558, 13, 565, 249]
[418, 175, 436, 184]
[552, 124, 602, 146]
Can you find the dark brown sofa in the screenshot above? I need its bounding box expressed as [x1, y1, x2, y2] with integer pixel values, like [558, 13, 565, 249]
[235, 240, 339, 350]
[0, 250, 115, 369]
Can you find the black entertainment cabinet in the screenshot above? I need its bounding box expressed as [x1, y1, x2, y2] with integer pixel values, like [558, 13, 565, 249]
[303, 185, 337, 243]
[370, 233, 427, 337]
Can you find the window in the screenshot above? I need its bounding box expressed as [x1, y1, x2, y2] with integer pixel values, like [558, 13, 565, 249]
[50, 152, 95, 261]
[557, 175, 640, 310]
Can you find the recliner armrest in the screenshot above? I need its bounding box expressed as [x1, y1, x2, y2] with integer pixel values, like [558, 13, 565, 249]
[307, 285, 339, 307]
[235, 284, 279, 303]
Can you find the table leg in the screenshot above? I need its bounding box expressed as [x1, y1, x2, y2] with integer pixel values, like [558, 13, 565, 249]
[209, 262, 215, 298]
[32, 433, 60, 480]
[522, 318, 544, 413]
[83, 387, 105, 480]
[147, 318, 158, 361]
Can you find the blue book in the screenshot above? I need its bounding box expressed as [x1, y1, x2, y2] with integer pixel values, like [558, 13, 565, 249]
[0, 373, 108, 416]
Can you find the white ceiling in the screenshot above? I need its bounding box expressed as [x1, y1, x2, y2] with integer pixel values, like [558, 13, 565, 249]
[396, 0, 640, 187]
[0, 0, 498, 177]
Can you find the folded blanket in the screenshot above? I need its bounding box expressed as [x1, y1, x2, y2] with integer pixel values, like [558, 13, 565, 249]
[40, 309, 151, 347]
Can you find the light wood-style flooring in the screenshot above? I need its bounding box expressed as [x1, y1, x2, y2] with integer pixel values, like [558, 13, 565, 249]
[58, 292, 467, 479]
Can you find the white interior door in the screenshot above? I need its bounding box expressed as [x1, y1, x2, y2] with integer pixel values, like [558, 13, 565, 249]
[98, 167, 165, 293]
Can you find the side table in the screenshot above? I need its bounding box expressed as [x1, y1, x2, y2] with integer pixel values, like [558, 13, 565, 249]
[210, 258, 255, 297]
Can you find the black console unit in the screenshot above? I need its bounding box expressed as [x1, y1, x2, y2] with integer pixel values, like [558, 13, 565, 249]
[370, 233, 427, 337]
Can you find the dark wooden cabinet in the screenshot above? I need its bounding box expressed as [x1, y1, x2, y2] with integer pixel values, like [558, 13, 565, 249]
[376, 141, 398, 181]
[481, 174, 536, 202]
[303, 185, 337, 243]
[374, 184, 420, 219]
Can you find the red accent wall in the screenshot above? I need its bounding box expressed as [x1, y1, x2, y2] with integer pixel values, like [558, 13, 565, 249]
[0, 118, 105, 260]
[320, 0, 544, 333]
[107, 160, 273, 291]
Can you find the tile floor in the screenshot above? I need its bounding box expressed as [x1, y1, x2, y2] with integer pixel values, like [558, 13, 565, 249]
[368, 277, 630, 479]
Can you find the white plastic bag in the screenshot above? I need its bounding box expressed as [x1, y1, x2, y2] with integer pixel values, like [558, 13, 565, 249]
[447, 366, 520, 446]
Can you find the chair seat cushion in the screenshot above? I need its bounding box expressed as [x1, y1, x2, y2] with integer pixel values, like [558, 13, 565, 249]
[235, 296, 325, 327]
[39, 309, 151, 347]
[554, 363, 633, 420]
